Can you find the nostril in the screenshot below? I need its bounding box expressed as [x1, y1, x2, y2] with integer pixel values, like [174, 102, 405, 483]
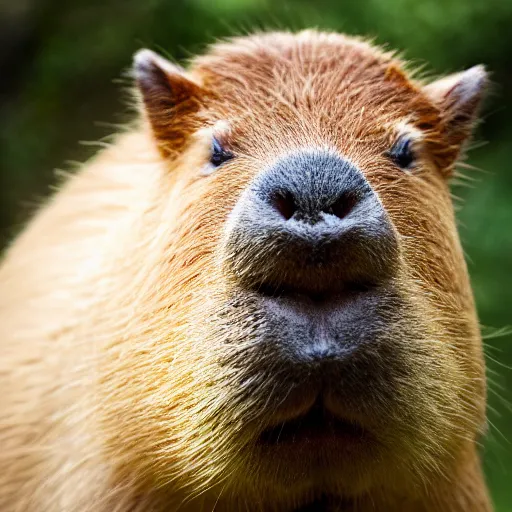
[325, 192, 359, 220]
[272, 191, 296, 220]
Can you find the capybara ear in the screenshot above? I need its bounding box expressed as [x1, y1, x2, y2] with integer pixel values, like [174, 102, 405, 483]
[133, 49, 206, 157]
[423, 66, 488, 155]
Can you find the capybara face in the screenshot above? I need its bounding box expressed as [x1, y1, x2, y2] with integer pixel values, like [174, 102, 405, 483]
[100, 31, 488, 508]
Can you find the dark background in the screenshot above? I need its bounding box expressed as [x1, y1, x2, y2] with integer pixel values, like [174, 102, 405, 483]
[0, 0, 511, 508]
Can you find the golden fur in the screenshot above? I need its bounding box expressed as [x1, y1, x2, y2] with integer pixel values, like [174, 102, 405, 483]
[0, 31, 491, 511]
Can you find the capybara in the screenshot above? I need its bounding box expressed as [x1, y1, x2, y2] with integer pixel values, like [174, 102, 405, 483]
[0, 30, 491, 511]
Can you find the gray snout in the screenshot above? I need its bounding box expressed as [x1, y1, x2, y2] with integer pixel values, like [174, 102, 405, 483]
[223, 149, 399, 297]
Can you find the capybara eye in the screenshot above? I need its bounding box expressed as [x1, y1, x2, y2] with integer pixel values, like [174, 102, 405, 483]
[387, 136, 415, 170]
[210, 137, 234, 168]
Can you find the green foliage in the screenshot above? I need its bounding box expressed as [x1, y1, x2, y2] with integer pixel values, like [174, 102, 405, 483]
[0, 0, 510, 508]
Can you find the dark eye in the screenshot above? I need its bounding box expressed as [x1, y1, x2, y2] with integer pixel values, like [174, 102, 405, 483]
[387, 136, 415, 170]
[210, 137, 234, 167]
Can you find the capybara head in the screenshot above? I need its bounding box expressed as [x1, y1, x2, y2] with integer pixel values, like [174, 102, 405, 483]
[99, 31, 488, 508]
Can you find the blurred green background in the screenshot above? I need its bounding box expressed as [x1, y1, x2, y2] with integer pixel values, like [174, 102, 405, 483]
[0, 0, 510, 508]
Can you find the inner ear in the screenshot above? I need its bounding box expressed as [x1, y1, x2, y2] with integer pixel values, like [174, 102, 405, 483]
[423, 65, 488, 149]
[133, 49, 207, 158]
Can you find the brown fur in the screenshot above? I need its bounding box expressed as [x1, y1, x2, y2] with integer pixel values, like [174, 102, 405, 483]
[0, 30, 491, 511]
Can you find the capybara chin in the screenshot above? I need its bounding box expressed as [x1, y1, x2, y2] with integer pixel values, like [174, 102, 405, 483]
[0, 30, 492, 511]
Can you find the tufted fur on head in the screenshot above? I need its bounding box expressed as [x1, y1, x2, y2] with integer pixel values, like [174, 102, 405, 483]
[0, 30, 491, 511]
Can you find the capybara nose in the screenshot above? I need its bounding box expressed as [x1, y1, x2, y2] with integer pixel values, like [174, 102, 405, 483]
[267, 156, 363, 226]
[224, 149, 400, 296]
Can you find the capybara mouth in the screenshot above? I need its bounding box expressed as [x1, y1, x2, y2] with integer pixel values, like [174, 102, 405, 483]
[241, 281, 400, 371]
[258, 402, 367, 446]
[256, 280, 374, 302]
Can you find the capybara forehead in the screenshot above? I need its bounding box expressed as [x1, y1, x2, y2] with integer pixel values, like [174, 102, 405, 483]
[191, 31, 440, 153]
